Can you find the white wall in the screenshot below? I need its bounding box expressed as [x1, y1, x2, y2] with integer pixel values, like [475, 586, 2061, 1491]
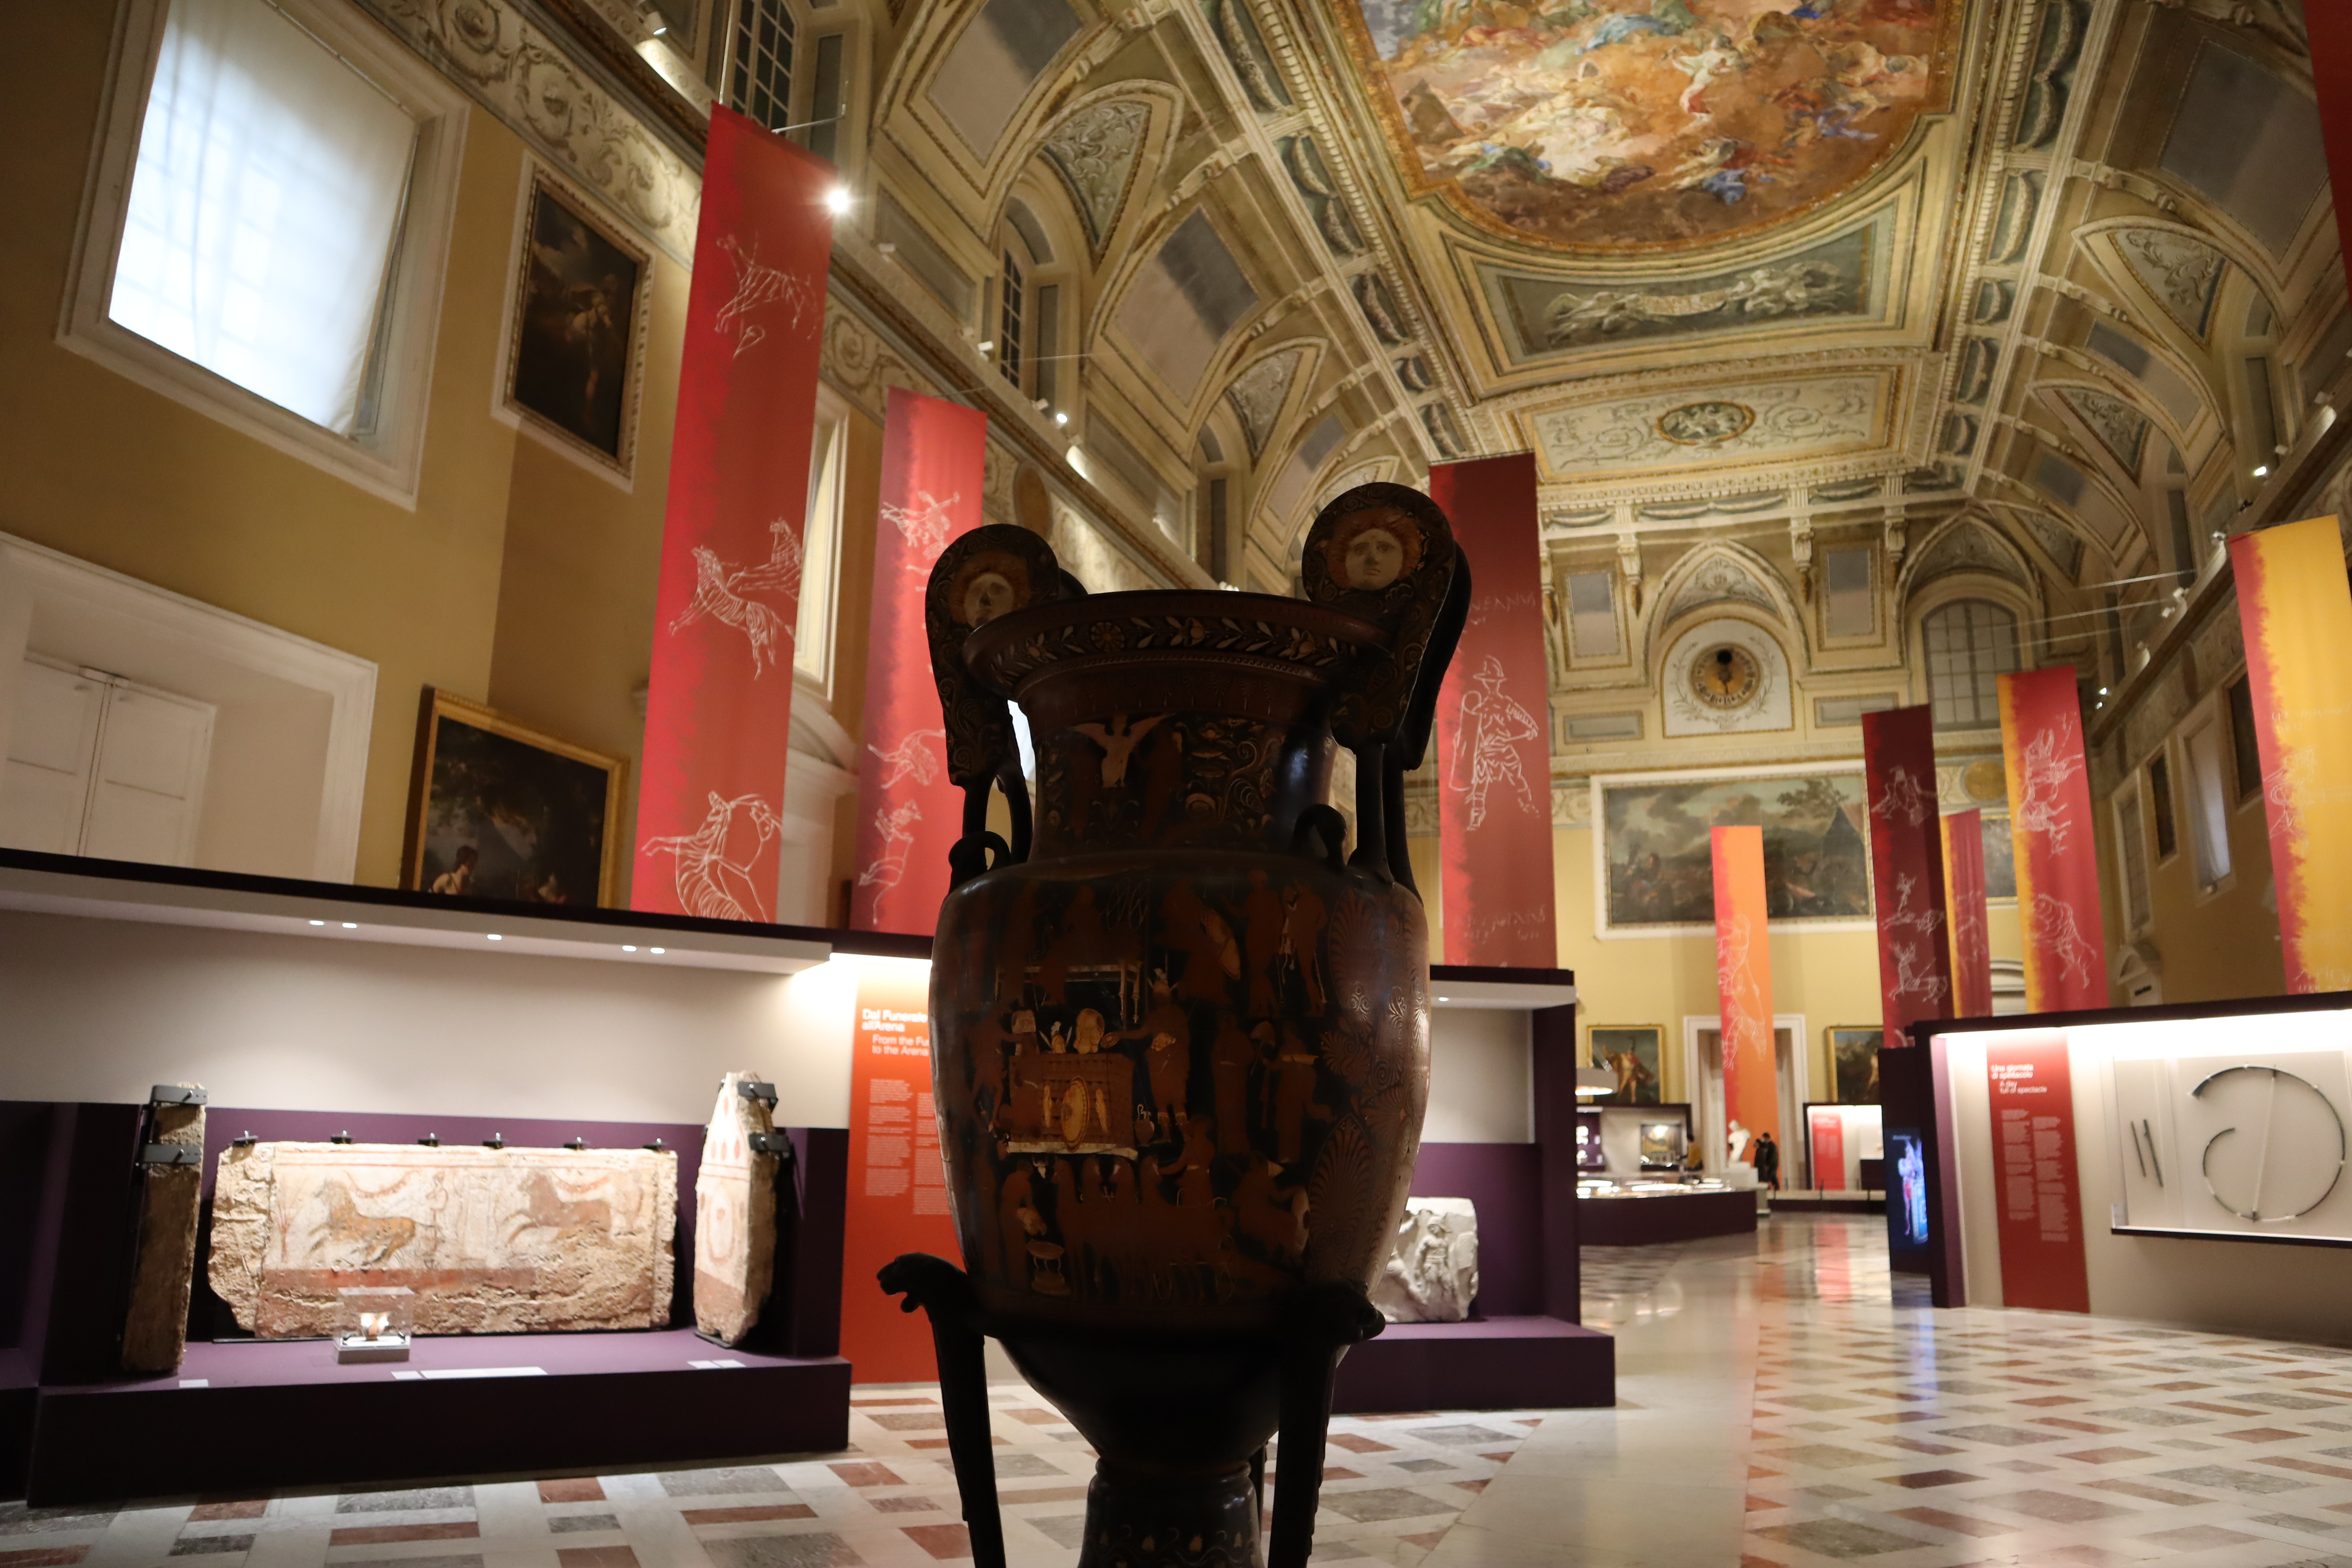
[0, 909, 865, 1126]
[1425, 1007, 1532, 1144]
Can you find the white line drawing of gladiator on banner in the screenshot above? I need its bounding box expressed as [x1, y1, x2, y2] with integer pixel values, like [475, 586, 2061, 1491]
[882, 491, 960, 573]
[1716, 911, 1771, 1058]
[1451, 655, 1540, 830]
[670, 518, 804, 677]
[869, 730, 946, 789]
[1881, 873, 1949, 1006]
[713, 234, 817, 359]
[639, 791, 780, 922]
[858, 800, 923, 907]
[2014, 724, 2084, 852]
[1871, 765, 1934, 830]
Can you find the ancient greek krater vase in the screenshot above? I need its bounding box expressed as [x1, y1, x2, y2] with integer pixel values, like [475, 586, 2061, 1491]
[890, 487, 1468, 1568]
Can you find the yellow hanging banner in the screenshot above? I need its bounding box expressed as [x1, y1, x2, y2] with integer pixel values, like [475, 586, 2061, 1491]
[2229, 515, 2352, 992]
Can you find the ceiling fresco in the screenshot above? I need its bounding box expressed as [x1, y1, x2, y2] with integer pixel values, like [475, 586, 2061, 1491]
[1338, 0, 1960, 250]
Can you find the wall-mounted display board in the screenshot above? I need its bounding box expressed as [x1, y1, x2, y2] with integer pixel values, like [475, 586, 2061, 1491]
[2110, 1035, 2352, 1244]
[1915, 994, 2352, 1345]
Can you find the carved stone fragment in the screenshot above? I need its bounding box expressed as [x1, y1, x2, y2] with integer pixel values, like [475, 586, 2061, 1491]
[122, 1084, 205, 1373]
[694, 1074, 782, 1345]
[209, 1143, 677, 1337]
[1369, 1196, 1479, 1324]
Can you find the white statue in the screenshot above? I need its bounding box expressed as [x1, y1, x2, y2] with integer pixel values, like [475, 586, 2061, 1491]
[1369, 1196, 1481, 1323]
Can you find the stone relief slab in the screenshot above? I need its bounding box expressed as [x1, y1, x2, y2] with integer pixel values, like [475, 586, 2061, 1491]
[694, 1074, 782, 1345]
[211, 1143, 677, 1337]
[1370, 1196, 1478, 1324]
[1529, 375, 1885, 482]
[2115, 227, 2226, 339]
[122, 1085, 205, 1373]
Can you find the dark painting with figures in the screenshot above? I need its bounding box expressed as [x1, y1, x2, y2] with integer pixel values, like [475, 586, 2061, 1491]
[1981, 812, 2017, 901]
[1590, 1025, 1662, 1105]
[1602, 772, 1872, 929]
[1830, 1027, 1883, 1104]
[508, 177, 644, 465]
[406, 691, 623, 907]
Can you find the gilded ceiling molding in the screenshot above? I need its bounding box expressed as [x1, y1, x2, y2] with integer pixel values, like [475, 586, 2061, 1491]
[356, 0, 701, 263]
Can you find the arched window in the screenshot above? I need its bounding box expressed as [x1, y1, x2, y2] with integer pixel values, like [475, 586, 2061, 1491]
[1922, 600, 2019, 729]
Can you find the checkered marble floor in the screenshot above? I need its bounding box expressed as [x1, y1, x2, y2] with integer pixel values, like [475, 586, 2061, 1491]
[11, 1217, 2352, 1567]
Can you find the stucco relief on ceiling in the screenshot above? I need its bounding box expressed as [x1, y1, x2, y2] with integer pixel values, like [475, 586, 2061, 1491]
[1044, 100, 1152, 254]
[1226, 349, 1306, 458]
[2053, 386, 2151, 473]
[2112, 227, 2227, 340]
[1528, 373, 1883, 479]
[1336, 0, 1959, 250]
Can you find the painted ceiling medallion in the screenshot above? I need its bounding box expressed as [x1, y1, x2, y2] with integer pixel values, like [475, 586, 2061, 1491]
[1657, 399, 1755, 445]
[1338, 0, 1959, 251]
[1690, 643, 1761, 710]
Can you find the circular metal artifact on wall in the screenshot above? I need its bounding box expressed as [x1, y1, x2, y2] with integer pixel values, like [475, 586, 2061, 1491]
[2192, 1064, 2348, 1223]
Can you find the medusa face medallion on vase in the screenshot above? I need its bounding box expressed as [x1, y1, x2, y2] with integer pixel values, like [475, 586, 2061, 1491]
[902, 489, 1464, 1568]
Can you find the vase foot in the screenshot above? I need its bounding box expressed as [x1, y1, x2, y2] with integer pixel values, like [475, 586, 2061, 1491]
[1076, 1461, 1259, 1568]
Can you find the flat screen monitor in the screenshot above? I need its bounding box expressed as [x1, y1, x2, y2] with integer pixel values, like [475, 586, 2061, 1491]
[1889, 1128, 1930, 1248]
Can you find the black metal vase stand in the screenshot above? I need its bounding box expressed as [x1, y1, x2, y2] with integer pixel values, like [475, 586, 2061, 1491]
[880, 1254, 1383, 1568]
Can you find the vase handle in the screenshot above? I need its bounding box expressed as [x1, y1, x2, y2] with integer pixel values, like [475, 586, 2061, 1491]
[1291, 805, 1348, 873]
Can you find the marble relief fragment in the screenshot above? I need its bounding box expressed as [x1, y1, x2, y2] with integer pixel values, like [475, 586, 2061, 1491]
[1370, 1196, 1479, 1324]
[693, 1073, 782, 1345]
[209, 1143, 677, 1337]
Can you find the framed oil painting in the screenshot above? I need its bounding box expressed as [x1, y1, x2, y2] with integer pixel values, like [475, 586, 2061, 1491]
[401, 689, 626, 908]
[1979, 811, 2017, 903]
[1828, 1027, 1883, 1105]
[1589, 1024, 1663, 1106]
[502, 167, 652, 477]
[1593, 763, 1873, 937]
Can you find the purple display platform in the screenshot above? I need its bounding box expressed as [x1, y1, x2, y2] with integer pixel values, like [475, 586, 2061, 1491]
[30, 1329, 849, 1505]
[1577, 1188, 1756, 1245]
[1332, 1318, 1613, 1413]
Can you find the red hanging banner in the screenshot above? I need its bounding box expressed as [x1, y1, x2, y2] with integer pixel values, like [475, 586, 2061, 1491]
[1863, 705, 1952, 1040]
[1984, 1033, 2088, 1312]
[635, 107, 834, 920]
[2228, 515, 2352, 993]
[1941, 809, 1993, 1018]
[839, 959, 959, 1382]
[849, 389, 988, 935]
[1998, 668, 2107, 1012]
[1711, 824, 1778, 1161]
[1428, 453, 1556, 966]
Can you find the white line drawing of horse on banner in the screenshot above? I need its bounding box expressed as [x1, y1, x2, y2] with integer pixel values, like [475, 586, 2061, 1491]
[713, 234, 817, 359]
[2014, 726, 2083, 852]
[2032, 891, 2099, 989]
[640, 791, 781, 922]
[1871, 765, 1934, 829]
[881, 491, 959, 572]
[671, 518, 804, 677]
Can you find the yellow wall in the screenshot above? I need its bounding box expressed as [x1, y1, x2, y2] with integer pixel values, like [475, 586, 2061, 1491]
[0, 8, 721, 895]
[2111, 767, 2285, 1005]
[1413, 824, 2026, 1121]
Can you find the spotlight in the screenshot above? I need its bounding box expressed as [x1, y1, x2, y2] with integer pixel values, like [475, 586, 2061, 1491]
[487, 933, 503, 942]
[341, 922, 357, 930]
[1053, 410, 1069, 426]
[2253, 465, 2271, 478]
[976, 339, 995, 354]
[651, 946, 668, 955]
[824, 186, 852, 215]
[622, 945, 638, 953]
[309, 919, 325, 927]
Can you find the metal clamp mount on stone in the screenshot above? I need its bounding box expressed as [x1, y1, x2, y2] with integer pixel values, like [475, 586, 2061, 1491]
[736, 1080, 780, 1106]
[746, 1131, 793, 1157]
[148, 1086, 208, 1106]
[139, 1145, 202, 1167]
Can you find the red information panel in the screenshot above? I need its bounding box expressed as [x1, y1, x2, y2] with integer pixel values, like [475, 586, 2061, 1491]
[849, 389, 987, 935]
[1984, 1033, 2089, 1313]
[1863, 705, 1952, 1039]
[1809, 1107, 1845, 1193]
[635, 107, 834, 919]
[1428, 453, 1557, 967]
[839, 959, 959, 1383]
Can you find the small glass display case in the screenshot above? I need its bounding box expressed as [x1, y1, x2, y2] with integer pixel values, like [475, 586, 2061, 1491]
[335, 1285, 415, 1363]
[1577, 1175, 1729, 1199]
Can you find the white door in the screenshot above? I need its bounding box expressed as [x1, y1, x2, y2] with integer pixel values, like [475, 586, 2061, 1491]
[0, 656, 214, 865]
[1684, 1015, 1808, 1177]
[0, 659, 107, 852]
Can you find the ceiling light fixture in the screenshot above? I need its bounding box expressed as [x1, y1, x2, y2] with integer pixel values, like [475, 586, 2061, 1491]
[2253, 464, 2271, 478]
[341, 922, 357, 930]
[651, 946, 667, 955]
[823, 186, 852, 215]
[1053, 410, 1069, 426]
[487, 933, 503, 942]
[309, 919, 325, 927]
[622, 945, 638, 953]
